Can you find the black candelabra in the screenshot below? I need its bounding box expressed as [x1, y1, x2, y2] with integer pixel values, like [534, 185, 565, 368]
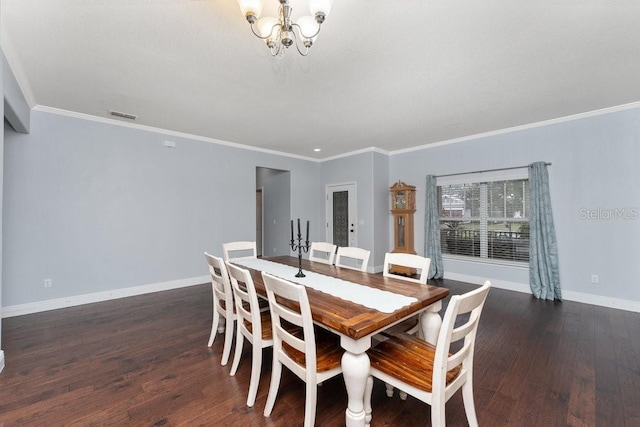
[290, 218, 310, 277]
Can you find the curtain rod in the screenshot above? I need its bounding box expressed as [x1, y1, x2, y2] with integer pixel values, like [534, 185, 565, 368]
[436, 162, 552, 178]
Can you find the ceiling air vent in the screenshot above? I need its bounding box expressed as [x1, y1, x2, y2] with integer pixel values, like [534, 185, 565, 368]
[109, 110, 137, 120]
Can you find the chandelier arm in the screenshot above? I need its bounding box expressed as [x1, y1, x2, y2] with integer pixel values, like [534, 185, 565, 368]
[249, 21, 281, 41]
[292, 22, 322, 40]
[290, 28, 310, 56]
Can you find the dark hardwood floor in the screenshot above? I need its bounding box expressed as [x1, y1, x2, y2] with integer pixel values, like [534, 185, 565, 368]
[1, 279, 638, 426]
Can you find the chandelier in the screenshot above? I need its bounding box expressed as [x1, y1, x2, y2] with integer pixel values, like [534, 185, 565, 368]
[236, 0, 333, 57]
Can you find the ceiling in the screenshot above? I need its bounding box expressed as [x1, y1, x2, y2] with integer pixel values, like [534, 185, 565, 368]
[2, 0, 640, 159]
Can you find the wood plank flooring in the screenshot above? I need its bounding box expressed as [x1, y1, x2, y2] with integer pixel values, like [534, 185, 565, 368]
[1, 279, 638, 426]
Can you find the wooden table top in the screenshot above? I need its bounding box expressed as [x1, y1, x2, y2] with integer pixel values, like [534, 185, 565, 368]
[239, 256, 449, 340]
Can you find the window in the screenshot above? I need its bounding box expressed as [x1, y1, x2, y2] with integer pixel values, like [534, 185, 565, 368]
[439, 178, 529, 263]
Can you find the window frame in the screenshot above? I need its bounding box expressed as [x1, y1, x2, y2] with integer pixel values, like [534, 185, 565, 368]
[437, 169, 530, 266]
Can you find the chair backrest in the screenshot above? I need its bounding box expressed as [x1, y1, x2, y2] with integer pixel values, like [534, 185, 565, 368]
[261, 272, 317, 379]
[382, 252, 431, 284]
[308, 242, 337, 265]
[335, 246, 370, 272]
[433, 281, 491, 395]
[204, 252, 234, 317]
[226, 261, 263, 337]
[222, 241, 257, 261]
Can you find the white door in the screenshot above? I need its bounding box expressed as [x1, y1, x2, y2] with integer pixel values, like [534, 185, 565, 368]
[326, 183, 357, 247]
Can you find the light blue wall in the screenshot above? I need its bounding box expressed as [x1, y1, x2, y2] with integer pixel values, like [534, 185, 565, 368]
[3, 102, 639, 309]
[321, 152, 371, 251]
[389, 107, 640, 303]
[318, 151, 391, 271]
[3, 110, 322, 306]
[372, 152, 390, 269]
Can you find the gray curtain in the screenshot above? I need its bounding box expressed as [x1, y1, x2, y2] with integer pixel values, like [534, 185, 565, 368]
[529, 162, 561, 300]
[424, 175, 444, 279]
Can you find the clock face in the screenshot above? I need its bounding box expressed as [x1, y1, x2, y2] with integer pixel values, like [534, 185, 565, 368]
[395, 191, 406, 209]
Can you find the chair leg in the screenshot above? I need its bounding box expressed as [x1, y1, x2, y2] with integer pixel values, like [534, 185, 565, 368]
[220, 316, 234, 366]
[384, 383, 394, 398]
[246, 342, 262, 407]
[230, 326, 244, 376]
[364, 376, 373, 427]
[263, 359, 282, 417]
[208, 309, 220, 347]
[431, 394, 446, 427]
[462, 379, 479, 427]
[303, 379, 317, 427]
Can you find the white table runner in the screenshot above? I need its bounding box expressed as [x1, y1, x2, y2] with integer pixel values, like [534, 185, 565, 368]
[235, 259, 417, 313]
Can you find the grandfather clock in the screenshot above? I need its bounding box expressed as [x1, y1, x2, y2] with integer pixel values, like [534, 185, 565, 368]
[390, 181, 416, 275]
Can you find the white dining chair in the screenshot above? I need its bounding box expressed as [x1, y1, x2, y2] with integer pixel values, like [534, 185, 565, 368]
[226, 261, 273, 407]
[382, 252, 431, 284]
[365, 281, 492, 427]
[261, 272, 344, 427]
[335, 246, 370, 272]
[308, 241, 337, 265]
[204, 252, 237, 366]
[380, 252, 434, 356]
[222, 241, 257, 261]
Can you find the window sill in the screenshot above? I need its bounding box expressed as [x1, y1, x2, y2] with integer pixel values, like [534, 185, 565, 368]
[442, 254, 529, 269]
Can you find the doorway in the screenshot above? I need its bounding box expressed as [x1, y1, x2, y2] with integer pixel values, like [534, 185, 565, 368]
[326, 183, 357, 247]
[256, 167, 291, 257]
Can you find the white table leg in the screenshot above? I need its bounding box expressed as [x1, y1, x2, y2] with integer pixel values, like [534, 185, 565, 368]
[419, 300, 443, 345]
[341, 350, 371, 427]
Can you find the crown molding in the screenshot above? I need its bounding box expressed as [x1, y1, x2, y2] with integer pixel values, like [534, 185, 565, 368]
[30, 99, 640, 162]
[390, 101, 640, 155]
[34, 104, 388, 163]
[320, 146, 390, 162]
[33, 105, 323, 162]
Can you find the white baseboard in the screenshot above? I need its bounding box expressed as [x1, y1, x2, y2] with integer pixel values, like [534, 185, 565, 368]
[561, 290, 640, 313]
[444, 272, 531, 293]
[370, 264, 383, 274]
[2, 271, 638, 318]
[1, 275, 209, 318]
[0, 350, 4, 373]
[444, 272, 640, 313]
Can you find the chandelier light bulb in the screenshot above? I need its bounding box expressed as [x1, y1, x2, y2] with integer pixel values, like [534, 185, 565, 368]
[308, 0, 333, 17]
[237, 0, 264, 21]
[257, 16, 279, 40]
[296, 15, 319, 42]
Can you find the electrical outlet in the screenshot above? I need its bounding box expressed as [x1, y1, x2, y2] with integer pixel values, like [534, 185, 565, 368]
[44, 278, 52, 288]
[591, 274, 599, 284]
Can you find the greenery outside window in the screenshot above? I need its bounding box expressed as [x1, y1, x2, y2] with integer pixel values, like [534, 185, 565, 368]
[439, 178, 530, 263]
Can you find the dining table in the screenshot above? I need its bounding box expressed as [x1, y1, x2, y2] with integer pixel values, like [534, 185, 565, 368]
[232, 255, 450, 427]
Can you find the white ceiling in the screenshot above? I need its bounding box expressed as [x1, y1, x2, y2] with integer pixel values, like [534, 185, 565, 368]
[2, 0, 640, 159]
